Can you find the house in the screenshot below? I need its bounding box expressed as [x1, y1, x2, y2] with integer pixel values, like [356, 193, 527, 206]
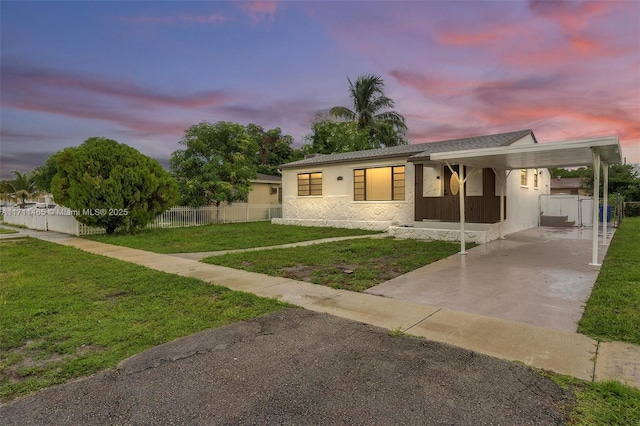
[275, 128, 622, 262]
[274, 130, 549, 244]
[550, 177, 589, 195]
[247, 173, 282, 205]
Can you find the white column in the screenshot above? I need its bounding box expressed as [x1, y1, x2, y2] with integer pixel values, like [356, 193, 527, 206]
[602, 162, 609, 245]
[459, 164, 466, 255]
[499, 170, 506, 239]
[590, 149, 601, 266]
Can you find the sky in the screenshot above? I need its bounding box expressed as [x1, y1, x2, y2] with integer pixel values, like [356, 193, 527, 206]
[1, 0, 639, 179]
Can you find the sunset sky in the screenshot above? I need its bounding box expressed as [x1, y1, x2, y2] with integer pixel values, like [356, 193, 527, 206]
[1, 0, 639, 179]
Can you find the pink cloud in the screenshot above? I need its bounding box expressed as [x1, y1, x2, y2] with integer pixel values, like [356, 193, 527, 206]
[1, 66, 235, 136]
[436, 24, 519, 47]
[237, 0, 279, 23]
[122, 13, 227, 25]
[2, 66, 232, 110]
[390, 70, 481, 98]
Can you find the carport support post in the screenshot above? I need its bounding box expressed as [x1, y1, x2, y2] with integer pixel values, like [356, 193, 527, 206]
[459, 164, 466, 255]
[602, 162, 609, 245]
[590, 149, 601, 266]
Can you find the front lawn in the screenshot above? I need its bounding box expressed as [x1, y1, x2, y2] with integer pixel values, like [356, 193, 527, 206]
[85, 221, 379, 253]
[0, 238, 288, 402]
[0, 227, 18, 234]
[202, 238, 462, 292]
[578, 217, 640, 345]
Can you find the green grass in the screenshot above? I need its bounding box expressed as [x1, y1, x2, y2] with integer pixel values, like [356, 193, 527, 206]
[546, 373, 640, 425]
[578, 217, 640, 344]
[85, 222, 380, 253]
[203, 238, 462, 292]
[0, 238, 288, 402]
[0, 227, 18, 234]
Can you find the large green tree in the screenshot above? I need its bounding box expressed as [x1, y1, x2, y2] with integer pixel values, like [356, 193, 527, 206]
[33, 152, 64, 193]
[551, 165, 640, 201]
[51, 137, 179, 234]
[329, 74, 408, 149]
[303, 113, 371, 155]
[246, 124, 300, 175]
[170, 121, 259, 207]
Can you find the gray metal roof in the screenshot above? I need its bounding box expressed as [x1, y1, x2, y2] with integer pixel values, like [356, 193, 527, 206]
[254, 173, 281, 182]
[280, 129, 535, 169]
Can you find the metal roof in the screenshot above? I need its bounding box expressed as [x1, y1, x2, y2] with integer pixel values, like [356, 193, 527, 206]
[429, 137, 622, 169]
[550, 178, 586, 189]
[279, 129, 535, 169]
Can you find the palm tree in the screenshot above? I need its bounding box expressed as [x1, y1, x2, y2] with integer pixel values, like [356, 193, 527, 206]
[8, 171, 40, 208]
[330, 74, 408, 147]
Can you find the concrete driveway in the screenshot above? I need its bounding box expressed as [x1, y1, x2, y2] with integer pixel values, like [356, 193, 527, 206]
[366, 226, 613, 332]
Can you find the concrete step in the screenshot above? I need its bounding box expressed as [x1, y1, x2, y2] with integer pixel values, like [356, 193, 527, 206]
[540, 215, 575, 227]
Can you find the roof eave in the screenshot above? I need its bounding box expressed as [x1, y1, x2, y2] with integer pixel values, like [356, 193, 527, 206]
[279, 152, 417, 170]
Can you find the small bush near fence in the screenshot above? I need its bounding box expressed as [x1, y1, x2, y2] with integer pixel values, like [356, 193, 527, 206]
[3, 204, 282, 236]
[624, 202, 640, 217]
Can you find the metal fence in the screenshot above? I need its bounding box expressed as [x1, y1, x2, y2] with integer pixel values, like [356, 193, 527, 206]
[2, 204, 282, 236]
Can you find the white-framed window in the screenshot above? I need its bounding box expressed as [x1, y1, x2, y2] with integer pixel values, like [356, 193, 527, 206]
[298, 172, 322, 196]
[520, 169, 528, 186]
[354, 166, 405, 201]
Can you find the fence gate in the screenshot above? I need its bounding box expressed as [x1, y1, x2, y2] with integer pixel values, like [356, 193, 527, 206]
[539, 195, 594, 227]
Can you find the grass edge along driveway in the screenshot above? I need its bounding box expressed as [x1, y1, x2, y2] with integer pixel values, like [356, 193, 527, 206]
[578, 216, 640, 345]
[0, 237, 288, 402]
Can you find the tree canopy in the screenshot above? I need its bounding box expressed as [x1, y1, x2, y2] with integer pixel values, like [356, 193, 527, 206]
[246, 124, 300, 175]
[51, 137, 179, 234]
[170, 121, 259, 207]
[551, 165, 640, 201]
[303, 113, 371, 155]
[328, 74, 408, 150]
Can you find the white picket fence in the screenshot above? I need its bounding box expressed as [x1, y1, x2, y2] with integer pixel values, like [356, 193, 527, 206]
[2, 204, 282, 236]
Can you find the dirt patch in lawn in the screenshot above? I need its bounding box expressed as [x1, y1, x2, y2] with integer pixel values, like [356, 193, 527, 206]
[280, 261, 405, 291]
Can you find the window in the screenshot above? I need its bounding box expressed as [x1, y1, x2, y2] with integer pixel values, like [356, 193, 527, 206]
[298, 172, 322, 196]
[520, 169, 528, 186]
[533, 169, 539, 189]
[354, 166, 405, 201]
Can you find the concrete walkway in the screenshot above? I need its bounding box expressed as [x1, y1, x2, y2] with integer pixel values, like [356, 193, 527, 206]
[2, 225, 639, 388]
[168, 233, 388, 261]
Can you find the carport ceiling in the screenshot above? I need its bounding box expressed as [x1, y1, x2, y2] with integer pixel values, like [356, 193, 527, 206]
[429, 137, 622, 170]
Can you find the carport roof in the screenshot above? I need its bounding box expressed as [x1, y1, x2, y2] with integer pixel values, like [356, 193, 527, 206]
[427, 137, 622, 170]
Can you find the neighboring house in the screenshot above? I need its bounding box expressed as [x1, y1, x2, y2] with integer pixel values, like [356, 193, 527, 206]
[550, 177, 589, 195]
[274, 129, 550, 243]
[247, 174, 282, 205]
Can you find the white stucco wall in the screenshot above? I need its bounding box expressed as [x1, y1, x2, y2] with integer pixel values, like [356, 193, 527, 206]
[503, 167, 550, 235]
[275, 158, 414, 230]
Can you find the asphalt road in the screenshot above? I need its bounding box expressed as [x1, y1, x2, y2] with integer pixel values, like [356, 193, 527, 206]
[1, 309, 572, 425]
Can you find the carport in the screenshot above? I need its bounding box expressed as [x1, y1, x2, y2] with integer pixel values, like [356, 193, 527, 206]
[430, 137, 622, 266]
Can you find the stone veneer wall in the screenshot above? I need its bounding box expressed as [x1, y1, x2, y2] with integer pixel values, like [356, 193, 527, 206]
[278, 158, 415, 230]
[388, 223, 501, 244]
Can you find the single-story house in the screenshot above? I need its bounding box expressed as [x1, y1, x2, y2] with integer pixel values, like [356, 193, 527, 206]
[274, 129, 622, 265]
[550, 177, 589, 195]
[274, 130, 547, 244]
[247, 173, 282, 205]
